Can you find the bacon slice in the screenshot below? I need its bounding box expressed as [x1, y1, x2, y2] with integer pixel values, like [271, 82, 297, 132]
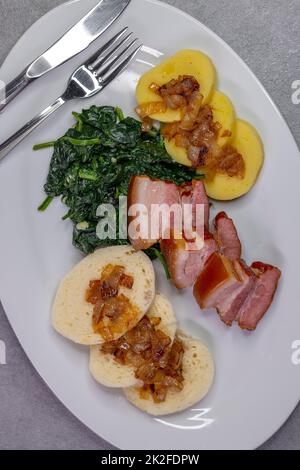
[238, 262, 282, 331]
[194, 255, 281, 331]
[128, 176, 180, 250]
[160, 180, 215, 289]
[161, 228, 218, 289]
[180, 180, 209, 228]
[216, 260, 256, 326]
[213, 212, 242, 261]
[193, 252, 241, 309]
[128, 177, 210, 252]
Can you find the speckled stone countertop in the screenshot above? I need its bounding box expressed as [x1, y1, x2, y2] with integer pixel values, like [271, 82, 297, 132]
[0, 0, 299, 450]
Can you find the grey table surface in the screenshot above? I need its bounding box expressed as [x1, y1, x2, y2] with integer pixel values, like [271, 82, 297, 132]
[0, 0, 299, 451]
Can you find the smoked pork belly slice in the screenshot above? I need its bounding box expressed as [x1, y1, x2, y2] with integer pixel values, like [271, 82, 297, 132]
[161, 228, 218, 289]
[127, 176, 209, 251]
[238, 262, 282, 331]
[180, 180, 210, 228]
[213, 211, 242, 261]
[216, 260, 256, 326]
[128, 175, 180, 250]
[193, 252, 242, 309]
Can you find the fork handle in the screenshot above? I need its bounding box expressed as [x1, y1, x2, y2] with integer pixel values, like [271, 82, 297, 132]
[0, 96, 66, 162]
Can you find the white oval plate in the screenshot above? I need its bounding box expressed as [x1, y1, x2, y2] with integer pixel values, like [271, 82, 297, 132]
[0, 0, 299, 450]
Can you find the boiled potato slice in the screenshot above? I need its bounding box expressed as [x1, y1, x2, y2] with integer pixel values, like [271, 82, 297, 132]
[164, 137, 192, 167]
[210, 90, 236, 147]
[136, 49, 216, 122]
[204, 119, 264, 200]
[164, 90, 236, 166]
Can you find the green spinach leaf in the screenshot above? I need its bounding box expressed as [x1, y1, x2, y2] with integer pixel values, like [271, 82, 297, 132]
[37, 106, 202, 265]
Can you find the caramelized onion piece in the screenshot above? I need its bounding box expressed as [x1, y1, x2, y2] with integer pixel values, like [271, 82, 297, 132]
[187, 145, 200, 166]
[217, 145, 245, 178]
[86, 280, 101, 304]
[101, 316, 170, 368]
[162, 122, 180, 140]
[101, 316, 185, 403]
[143, 76, 199, 113]
[222, 129, 232, 138]
[141, 74, 246, 178]
[86, 264, 135, 340]
[139, 337, 185, 403]
[150, 316, 162, 327]
[120, 274, 134, 289]
[174, 132, 190, 149]
[141, 116, 154, 133]
[93, 293, 139, 340]
[179, 91, 204, 131]
[160, 89, 187, 110]
[100, 265, 125, 300]
[135, 102, 167, 119]
[160, 75, 199, 97]
[149, 82, 161, 94]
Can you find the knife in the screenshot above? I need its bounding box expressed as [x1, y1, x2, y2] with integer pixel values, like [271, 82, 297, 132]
[0, 0, 131, 112]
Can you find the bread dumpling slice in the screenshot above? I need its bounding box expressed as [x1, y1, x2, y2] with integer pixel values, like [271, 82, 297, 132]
[52, 246, 155, 345]
[123, 331, 214, 416]
[89, 294, 177, 388]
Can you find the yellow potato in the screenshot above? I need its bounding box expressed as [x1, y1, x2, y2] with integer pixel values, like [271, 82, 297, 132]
[136, 49, 216, 122]
[209, 90, 236, 147]
[204, 119, 264, 200]
[164, 137, 192, 167]
[164, 90, 236, 166]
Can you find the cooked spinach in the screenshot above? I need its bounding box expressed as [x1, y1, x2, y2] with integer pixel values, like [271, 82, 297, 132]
[37, 106, 202, 258]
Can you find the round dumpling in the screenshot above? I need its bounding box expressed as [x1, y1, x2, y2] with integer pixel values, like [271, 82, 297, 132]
[52, 246, 155, 345]
[123, 331, 214, 416]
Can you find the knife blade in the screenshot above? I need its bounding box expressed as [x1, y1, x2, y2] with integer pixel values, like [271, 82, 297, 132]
[0, 0, 131, 112]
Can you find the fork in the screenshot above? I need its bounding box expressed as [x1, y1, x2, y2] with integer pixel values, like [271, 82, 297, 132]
[0, 28, 141, 162]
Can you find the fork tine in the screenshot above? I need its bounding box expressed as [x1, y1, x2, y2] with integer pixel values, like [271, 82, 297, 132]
[91, 32, 134, 71]
[86, 27, 128, 68]
[100, 44, 142, 87]
[96, 39, 139, 78]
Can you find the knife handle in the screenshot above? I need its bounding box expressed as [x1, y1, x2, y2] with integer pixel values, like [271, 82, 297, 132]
[0, 96, 66, 162]
[0, 70, 33, 112]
